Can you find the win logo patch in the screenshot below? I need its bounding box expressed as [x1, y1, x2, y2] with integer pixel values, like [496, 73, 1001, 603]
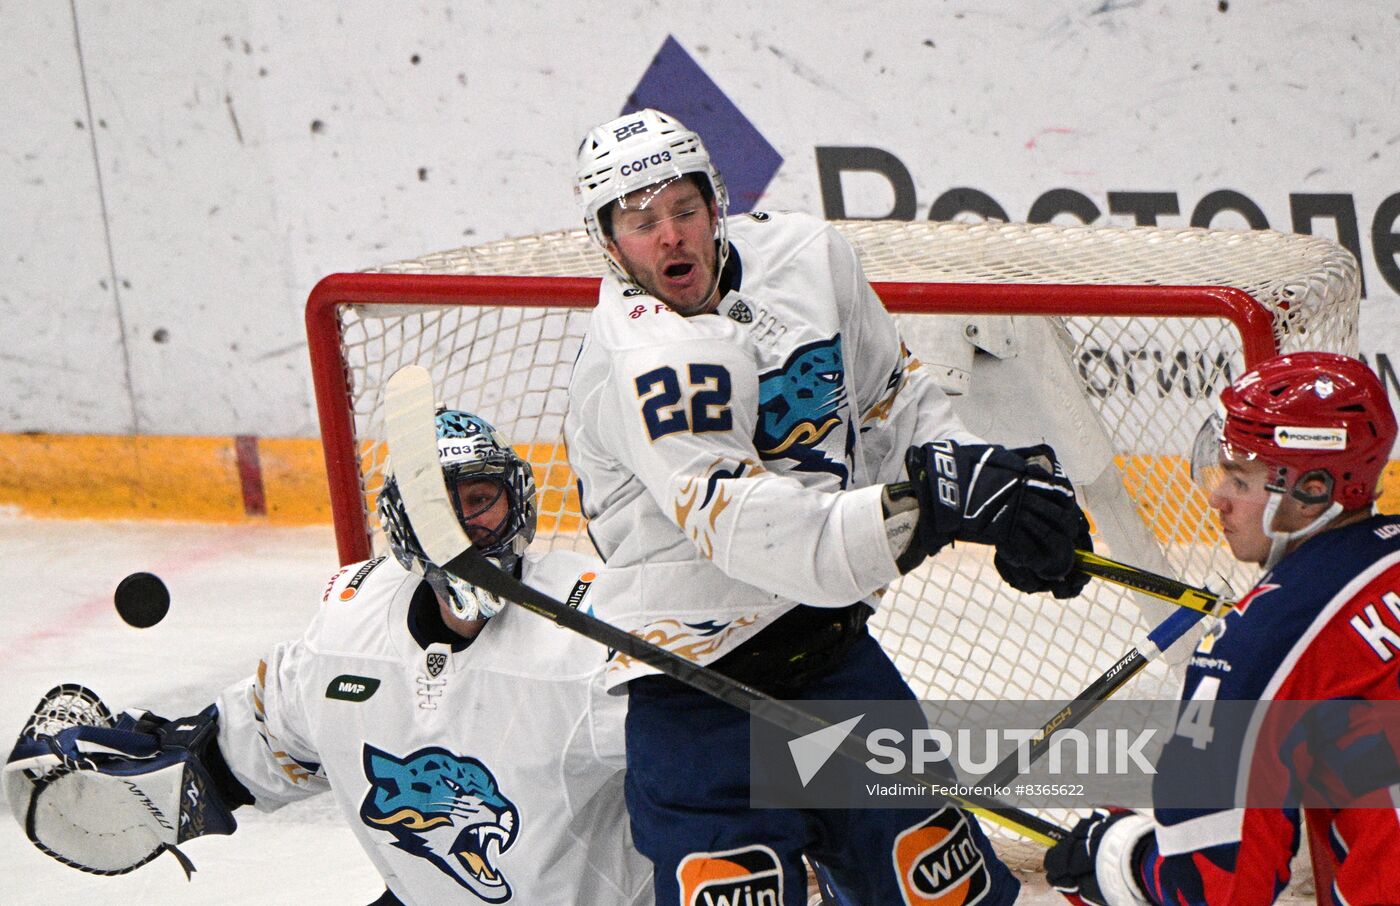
[893, 808, 991, 905]
[677, 843, 782, 906]
[326, 674, 381, 702]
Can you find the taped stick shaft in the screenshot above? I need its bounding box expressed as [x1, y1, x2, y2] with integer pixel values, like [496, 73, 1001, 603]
[884, 480, 1229, 616]
[1073, 550, 1229, 615]
[977, 606, 1202, 789]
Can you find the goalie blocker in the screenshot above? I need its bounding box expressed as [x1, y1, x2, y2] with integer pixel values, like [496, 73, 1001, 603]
[4, 683, 251, 877]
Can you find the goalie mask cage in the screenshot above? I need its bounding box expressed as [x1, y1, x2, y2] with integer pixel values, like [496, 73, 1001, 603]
[306, 219, 1357, 879]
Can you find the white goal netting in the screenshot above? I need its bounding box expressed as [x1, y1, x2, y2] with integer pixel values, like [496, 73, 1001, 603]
[306, 218, 1357, 884]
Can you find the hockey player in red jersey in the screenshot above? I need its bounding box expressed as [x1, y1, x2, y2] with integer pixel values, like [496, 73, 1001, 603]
[1045, 351, 1400, 905]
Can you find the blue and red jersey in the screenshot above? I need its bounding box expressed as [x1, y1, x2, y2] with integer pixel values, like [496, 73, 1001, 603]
[1138, 514, 1400, 905]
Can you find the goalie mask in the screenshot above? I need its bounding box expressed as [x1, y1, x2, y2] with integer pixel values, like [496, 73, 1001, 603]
[1191, 351, 1396, 567]
[377, 410, 538, 621]
[574, 108, 730, 286]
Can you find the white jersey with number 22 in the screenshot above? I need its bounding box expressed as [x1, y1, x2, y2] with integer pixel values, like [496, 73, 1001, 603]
[565, 210, 976, 687]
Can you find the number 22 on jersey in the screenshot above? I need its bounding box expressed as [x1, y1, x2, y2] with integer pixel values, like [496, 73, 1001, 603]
[635, 364, 733, 440]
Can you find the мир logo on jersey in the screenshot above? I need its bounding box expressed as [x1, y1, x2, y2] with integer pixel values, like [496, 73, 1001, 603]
[360, 745, 520, 901]
[755, 336, 851, 484]
[677, 843, 783, 906]
[893, 807, 991, 905]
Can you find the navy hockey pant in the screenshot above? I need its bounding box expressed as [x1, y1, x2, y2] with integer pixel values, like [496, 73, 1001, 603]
[623, 630, 1020, 906]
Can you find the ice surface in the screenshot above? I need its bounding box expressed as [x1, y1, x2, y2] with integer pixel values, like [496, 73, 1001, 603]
[0, 518, 383, 903]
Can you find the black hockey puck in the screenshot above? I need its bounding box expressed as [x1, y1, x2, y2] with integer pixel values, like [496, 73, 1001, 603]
[114, 572, 170, 628]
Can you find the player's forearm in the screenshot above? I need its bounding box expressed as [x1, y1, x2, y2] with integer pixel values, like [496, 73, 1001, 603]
[867, 377, 983, 485]
[214, 666, 328, 809]
[682, 473, 898, 606]
[205, 730, 257, 810]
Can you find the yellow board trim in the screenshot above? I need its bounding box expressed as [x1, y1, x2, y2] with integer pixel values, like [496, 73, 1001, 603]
[1, 434, 1397, 530]
[0, 434, 329, 524]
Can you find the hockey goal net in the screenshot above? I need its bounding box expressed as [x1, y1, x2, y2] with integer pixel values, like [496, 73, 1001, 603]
[306, 219, 1357, 881]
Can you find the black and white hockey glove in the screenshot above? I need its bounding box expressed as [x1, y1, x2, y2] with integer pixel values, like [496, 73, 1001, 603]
[904, 440, 1092, 597]
[4, 684, 241, 877]
[1043, 807, 1155, 906]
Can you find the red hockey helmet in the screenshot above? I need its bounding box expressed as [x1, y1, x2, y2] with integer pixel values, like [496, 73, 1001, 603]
[1217, 352, 1395, 510]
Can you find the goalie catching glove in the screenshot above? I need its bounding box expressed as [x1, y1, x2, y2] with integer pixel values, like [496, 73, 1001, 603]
[4, 684, 245, 877]
[902, 440, 1092, 598]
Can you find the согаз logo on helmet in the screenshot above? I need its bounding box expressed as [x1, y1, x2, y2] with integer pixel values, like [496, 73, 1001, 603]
[620, 151, 673, 177]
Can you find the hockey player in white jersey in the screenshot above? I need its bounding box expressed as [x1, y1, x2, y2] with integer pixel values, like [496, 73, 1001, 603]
[567, 108, 1093, 905]
[5, 410, 652, 906]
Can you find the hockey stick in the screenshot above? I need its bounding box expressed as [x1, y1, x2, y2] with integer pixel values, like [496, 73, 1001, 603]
[384, 365, 1067, 846]
[1071, 550, 1228, 616]
[880, 484, 1230, 785]
[976, 604, 1206, 789]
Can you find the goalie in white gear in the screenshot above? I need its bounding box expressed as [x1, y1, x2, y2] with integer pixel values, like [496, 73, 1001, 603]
[567, 108, 1092, 906]
[5, 409, 651, 906]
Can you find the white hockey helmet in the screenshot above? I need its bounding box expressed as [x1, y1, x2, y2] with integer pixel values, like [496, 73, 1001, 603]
[574, 108, 730, 282]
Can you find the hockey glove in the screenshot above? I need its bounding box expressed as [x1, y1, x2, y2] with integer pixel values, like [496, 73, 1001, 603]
[5, 688, 240, 877]
[1043, 807, 1155, 906]
[990, 445, 1093, 599]
[904, 440, 1090, 595]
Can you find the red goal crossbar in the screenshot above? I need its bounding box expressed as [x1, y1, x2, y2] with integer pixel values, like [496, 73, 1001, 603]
[305, 272, 1276, 565]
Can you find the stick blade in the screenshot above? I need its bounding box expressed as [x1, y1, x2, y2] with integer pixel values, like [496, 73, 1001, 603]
[384, 364, 473, 565]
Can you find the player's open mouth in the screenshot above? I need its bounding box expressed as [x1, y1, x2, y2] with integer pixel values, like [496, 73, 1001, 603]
[663, 262, 694, 280]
